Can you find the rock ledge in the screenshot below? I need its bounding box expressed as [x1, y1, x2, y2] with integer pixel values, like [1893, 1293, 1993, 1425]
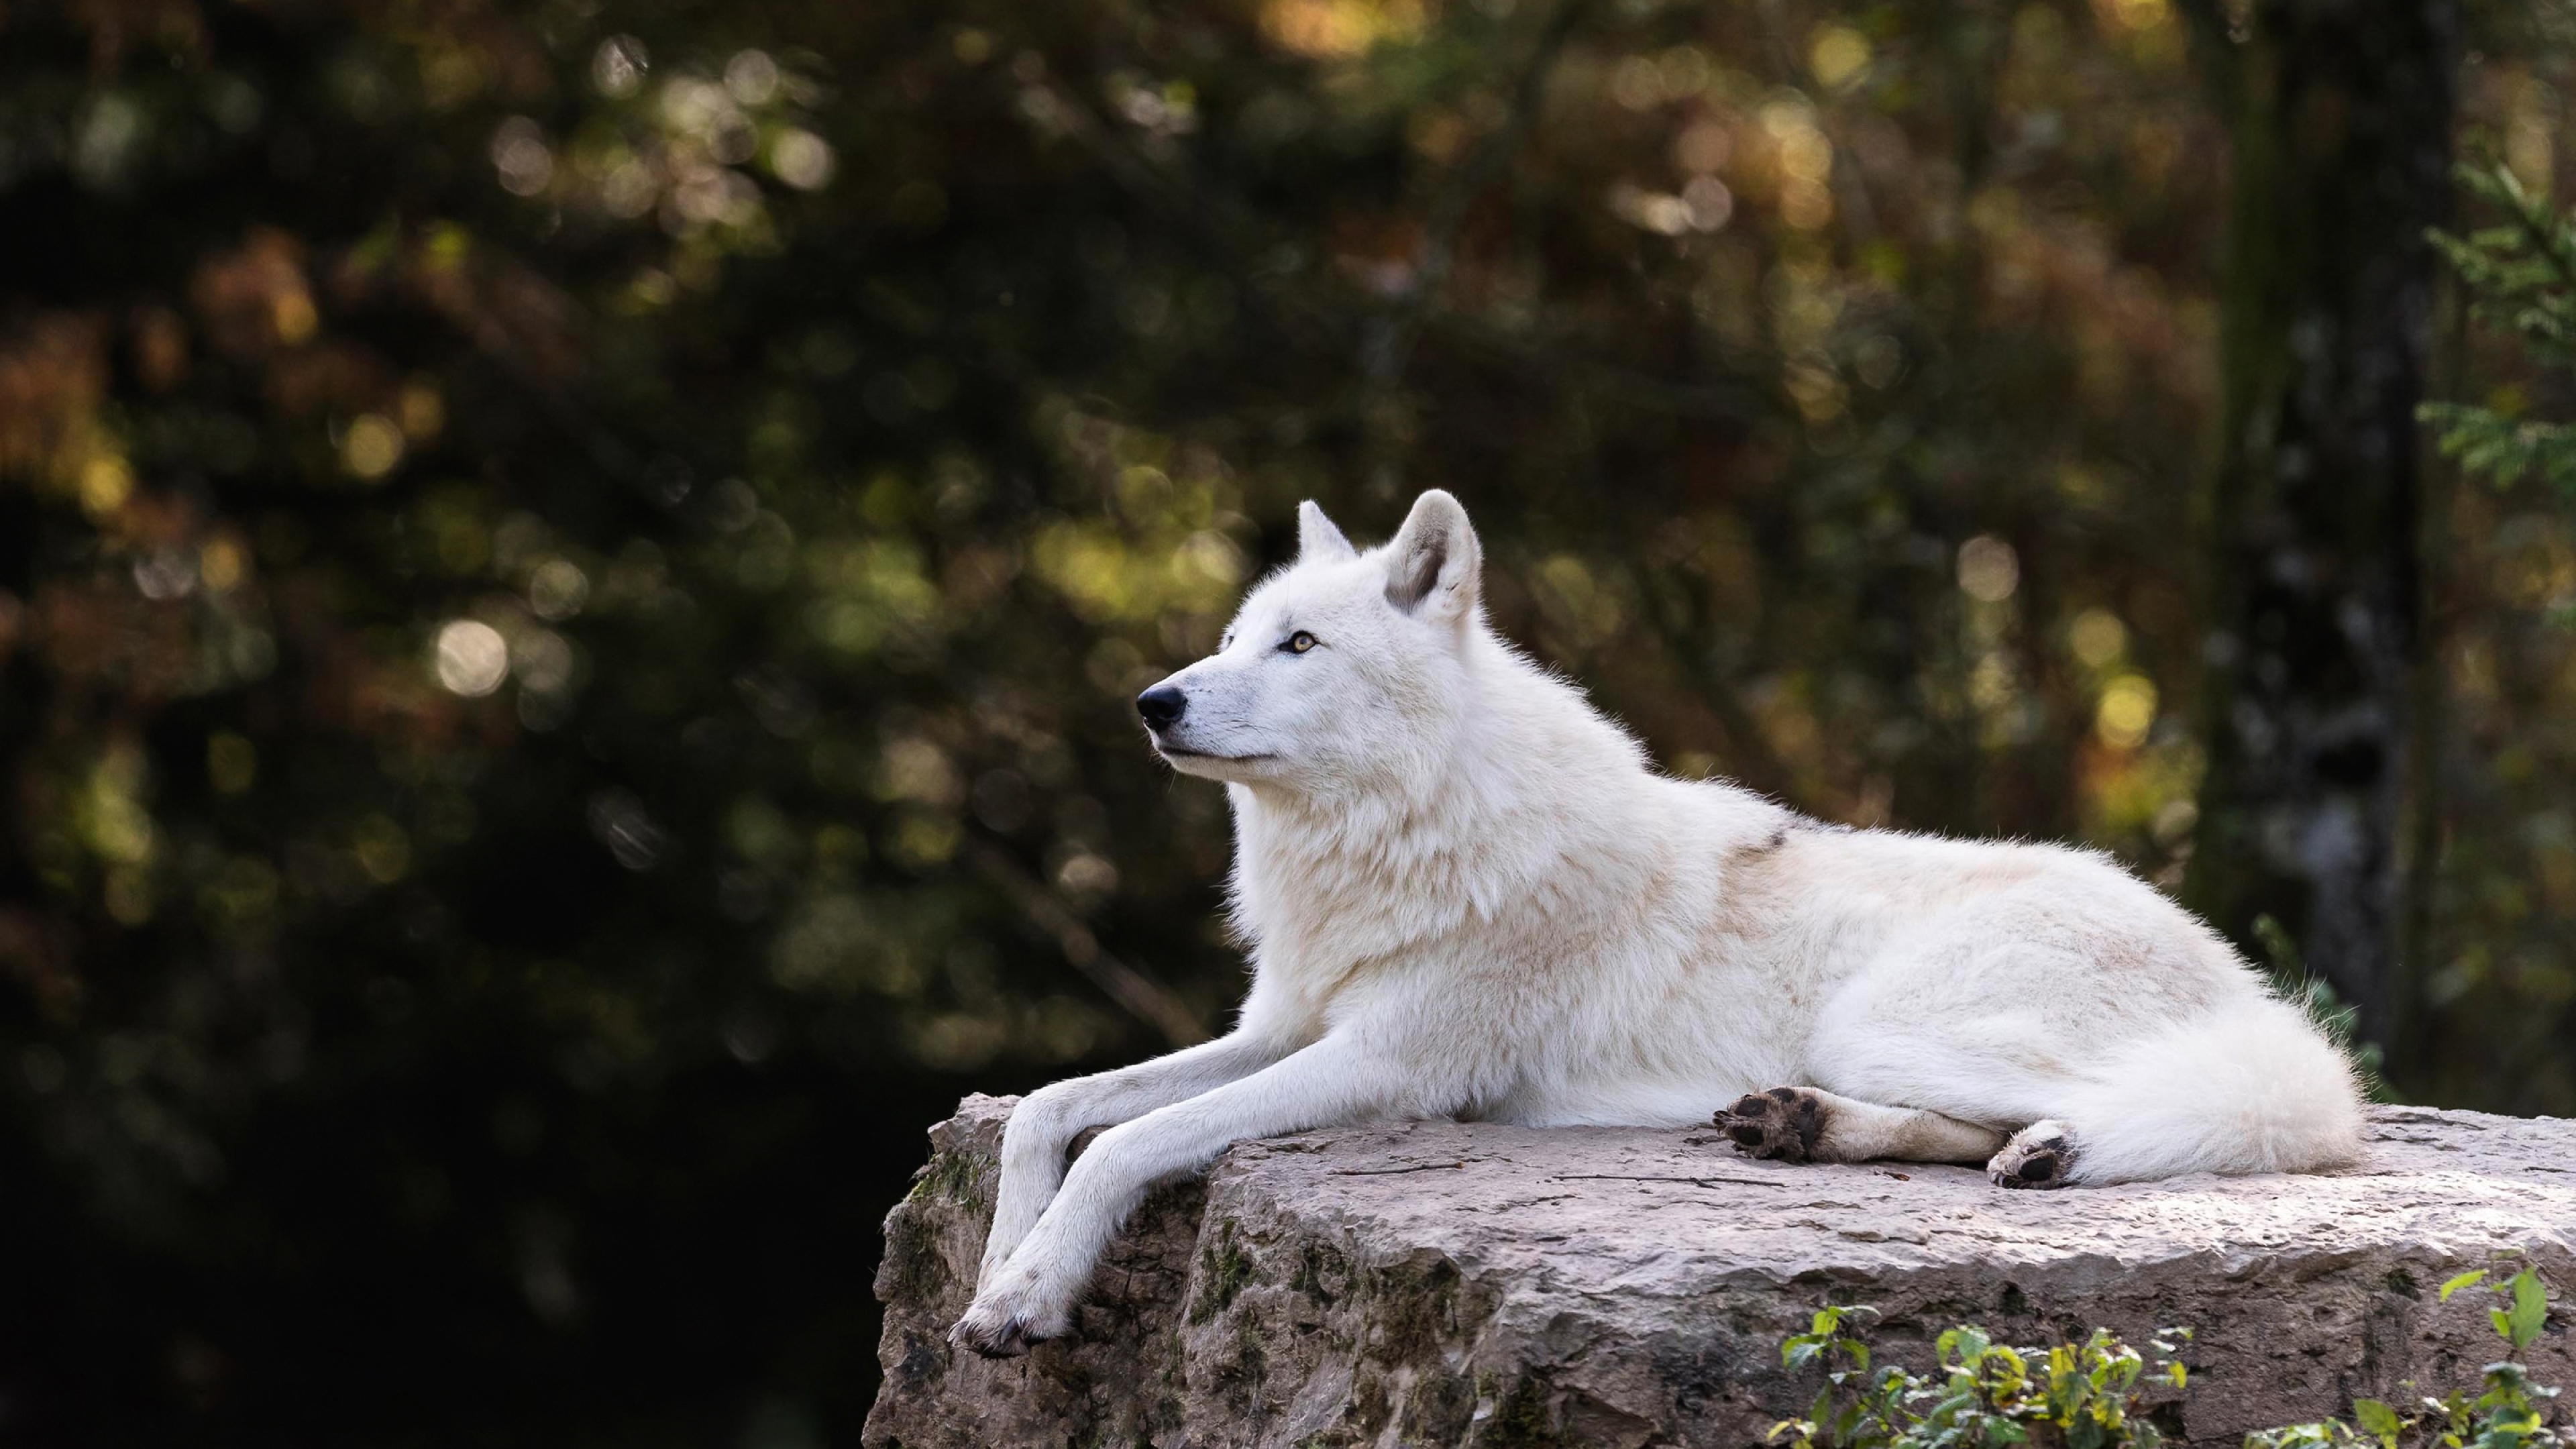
[867, 1098, 2575, 1448]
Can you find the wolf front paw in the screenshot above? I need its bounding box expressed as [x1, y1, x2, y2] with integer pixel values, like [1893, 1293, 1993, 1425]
[947, 1287, 1073, 1359]
[1988, 1120, 2078, 1189]
[948, 1250, 1080, 1360]
[1713, 1086, 1825, 1163]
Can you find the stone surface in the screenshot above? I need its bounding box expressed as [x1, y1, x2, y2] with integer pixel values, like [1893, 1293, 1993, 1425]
[865, 1097, 2576, 1448]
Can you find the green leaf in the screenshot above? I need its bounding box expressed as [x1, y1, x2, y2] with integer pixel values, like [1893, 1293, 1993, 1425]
[2440, 1271, 2489, 1303]
[2503, 1268, 2546, 1352]
[2355, 1397, 2402, 1440]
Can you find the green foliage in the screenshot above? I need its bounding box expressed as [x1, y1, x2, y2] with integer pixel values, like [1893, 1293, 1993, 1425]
[1768, 1267, 2563, 1449]
[1769, 1305, 2190, 1449]
[2424, 161, 2576, 513]
[2245, 1262, 2559, 1449]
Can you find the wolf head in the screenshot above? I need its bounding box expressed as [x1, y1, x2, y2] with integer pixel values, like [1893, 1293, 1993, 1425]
[1136, 490, 1485, 792]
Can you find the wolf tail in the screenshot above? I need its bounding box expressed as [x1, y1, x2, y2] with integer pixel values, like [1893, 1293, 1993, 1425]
[2053, 996, 2367, 1183]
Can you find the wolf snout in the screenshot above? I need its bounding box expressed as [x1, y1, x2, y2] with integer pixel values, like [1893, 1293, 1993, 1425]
[1136, 685, 1187, 730]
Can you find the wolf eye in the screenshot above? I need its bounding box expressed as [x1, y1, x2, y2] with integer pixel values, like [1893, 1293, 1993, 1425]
[1283, 631, 1318, 654]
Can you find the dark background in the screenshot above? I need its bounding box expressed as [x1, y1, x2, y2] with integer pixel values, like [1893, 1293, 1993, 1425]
[3, 0, 2572, 1443]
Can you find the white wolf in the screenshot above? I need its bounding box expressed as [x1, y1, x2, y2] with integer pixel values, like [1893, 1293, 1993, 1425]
[949, 489, 2364, 1357]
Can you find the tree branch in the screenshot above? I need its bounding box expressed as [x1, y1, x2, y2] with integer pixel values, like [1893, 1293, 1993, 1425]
[967, 837, 1208, 1049]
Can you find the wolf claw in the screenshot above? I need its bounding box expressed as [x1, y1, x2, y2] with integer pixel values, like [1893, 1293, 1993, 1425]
[949, 1309, 1059, 1359]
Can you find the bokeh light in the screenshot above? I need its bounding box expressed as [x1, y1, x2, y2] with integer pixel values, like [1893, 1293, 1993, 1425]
[1957, 537, 2021, 604]
[2097, 676, 2159, 749]
[341, 414, 405, 480]
[433, 620, 511, 696]
[769, 129, 834, 190]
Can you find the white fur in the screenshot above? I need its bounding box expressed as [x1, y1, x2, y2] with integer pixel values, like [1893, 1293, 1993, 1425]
[949, 490, 2365, 1354]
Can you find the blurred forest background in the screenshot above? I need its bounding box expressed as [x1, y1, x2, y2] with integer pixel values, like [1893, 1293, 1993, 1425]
[4, 0, 2575, 1442]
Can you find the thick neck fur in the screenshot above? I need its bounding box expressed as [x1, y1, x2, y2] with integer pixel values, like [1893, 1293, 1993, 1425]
[1225, 619, 1765, 984]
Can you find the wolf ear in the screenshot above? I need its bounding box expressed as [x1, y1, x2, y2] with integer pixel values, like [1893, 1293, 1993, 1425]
[1383, 490, 1481, 621]
[1297, 500, 1356, 563]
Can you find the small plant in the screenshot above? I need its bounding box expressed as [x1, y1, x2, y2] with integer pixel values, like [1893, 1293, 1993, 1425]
[1768, 1304, 2190, 1448]
[2245, 1263, 2559, 1449]
[1771, 1265, 2560, 1449]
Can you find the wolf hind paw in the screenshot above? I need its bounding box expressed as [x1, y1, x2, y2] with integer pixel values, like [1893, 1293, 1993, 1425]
[1713, 1086, 1826, 1164]
[1988, 1120, 2078, 1189]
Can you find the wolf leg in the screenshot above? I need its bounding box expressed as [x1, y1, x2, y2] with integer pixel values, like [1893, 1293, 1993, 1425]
[981, 1030, 1289, 1291]
[1716, 1086, 2005, 1165]
[1805, 963, 2360, 1185]
[953, 1030, 1435, 1357]
[1981, 1002, 2362, 1183]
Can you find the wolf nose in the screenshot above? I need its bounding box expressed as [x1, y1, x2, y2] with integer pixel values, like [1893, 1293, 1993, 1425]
[1135, 686, 1187, 730]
